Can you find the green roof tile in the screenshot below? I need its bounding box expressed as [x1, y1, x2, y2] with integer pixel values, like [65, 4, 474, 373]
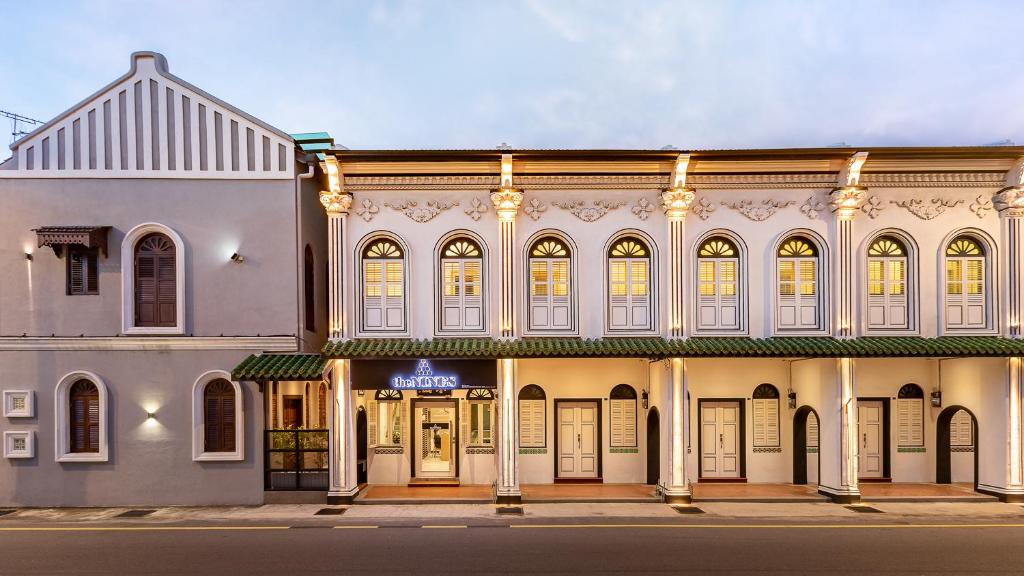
[232, 353, 327, 381]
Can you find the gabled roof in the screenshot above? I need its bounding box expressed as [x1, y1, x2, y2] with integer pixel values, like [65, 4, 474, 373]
[7, 52, 294, 178]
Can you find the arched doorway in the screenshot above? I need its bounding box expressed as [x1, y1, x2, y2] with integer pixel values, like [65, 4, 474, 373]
[936, 405, 978, 488]
[646, 408, 660, 485]
[356, 407, 368, 484]
[792, 406, 820, 485]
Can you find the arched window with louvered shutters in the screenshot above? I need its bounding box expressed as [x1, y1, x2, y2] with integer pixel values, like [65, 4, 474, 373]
[360, 238, 407, 333]
[867, 236, 909, 330]
[609, 384, 638, 448]
[776, 236, 822, 331]
[203, 379, 236, 453]
[897, 384, 924, 447]
[696, 236, 740, 331]
[528, 236, 574, 332]
[752, 384, 780, 448]
[304, 245, 316, 332]
[518, 385, 547, 448]
[607, 237, 653, 332]
[134, 233, 177, 327]
[944, 235, 991, 331]
[69, 379, 100, 453]
[439, 237, 485, 333]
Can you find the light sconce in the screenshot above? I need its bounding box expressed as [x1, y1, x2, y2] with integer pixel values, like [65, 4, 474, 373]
[146, 411, 157, 420]
[24, 252, 33, 261]
[787, 390, 797, 409]
[230, 252, 245, 264]
[641, 390, 649, 410]
[930, 389, 942, 408]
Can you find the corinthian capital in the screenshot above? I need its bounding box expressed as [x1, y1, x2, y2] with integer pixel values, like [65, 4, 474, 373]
[320, 191, 353, 215]
[490, 187, 524, 222]
[828, 186, 867, 220]
[661, 187, 695, 220]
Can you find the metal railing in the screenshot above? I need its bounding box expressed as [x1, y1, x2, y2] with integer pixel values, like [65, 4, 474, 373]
[264, 429, 329, 491]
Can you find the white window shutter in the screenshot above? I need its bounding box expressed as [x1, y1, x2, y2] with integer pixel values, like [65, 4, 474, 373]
[624, 400, 636, 446]
[367, 399, 377, 447]
[897, 399, 910, 445]
[610, 399, 623, 446]
[400, 399, 409, 447]
[460, 400, 469, 448]
[765, 399, 779, 446]
[752, 399, 766, 446]
[807, 413, 819, 448]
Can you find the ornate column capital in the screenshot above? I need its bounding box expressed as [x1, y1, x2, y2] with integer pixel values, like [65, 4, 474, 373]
[490, 187, 524, 222]
[661, 187, 695, 221]
[320, 191, 353, 215]
[994, 186, 1024, 218]
[828, 186, 867, 220]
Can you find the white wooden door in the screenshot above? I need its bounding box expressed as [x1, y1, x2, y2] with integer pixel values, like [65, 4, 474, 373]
[858, 401, 884, 479]
[700, 401, 741, 478]
[558, 402, 599, 478]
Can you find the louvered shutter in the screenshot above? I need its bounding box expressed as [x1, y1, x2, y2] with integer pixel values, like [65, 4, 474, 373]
[86, 251, 98, 293]
[156, 254, 176, 325]
[222, 393, 236, 451]
[205, 394, 221, 451]
[753, 399, 766, 446]
[609, 260, 629, 329]
[951, 410, 973, 447]
[806, 413, 819, 448]
[384, 261, 405, 330]
[529, 261, 550, 329]
[367, 399, 378, 447]
[71, 393, 87, 452]
[765, 399, 779, 446]
[401, 400, 409, 447]
[610, 399, 623, 446]
[462, 260, 483, 330]
[461, 400, 469, 447]
[897, 398, 923, 446]
[519, 399, 545, 447]
[623, 400, 636, 446]
[87, 397, 99, 452]
[136, 255, 157, 325]
[796, 260, 818, 329]
[69, 251, 85, 294]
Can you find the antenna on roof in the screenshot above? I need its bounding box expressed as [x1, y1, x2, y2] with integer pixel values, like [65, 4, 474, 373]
[826, 142, 851, 148]
[985, 139, 1015, 146]
[1, 109, 43, 145]
[496, 142, 513, 151]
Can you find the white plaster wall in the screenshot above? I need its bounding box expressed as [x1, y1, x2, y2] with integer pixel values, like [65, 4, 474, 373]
[941, 357, 1005, 491]
[517, 358, 650, 484]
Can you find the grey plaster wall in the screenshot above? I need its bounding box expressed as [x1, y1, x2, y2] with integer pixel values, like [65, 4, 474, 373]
[0, 349, 264, 507]
[0, 177, 300, 337]
[297, 171, 328, 351]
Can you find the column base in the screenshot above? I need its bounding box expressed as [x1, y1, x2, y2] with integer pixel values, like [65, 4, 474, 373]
[327, 487, 360, 505]
[977, 484, 1024, 503]
[817, 485, 860, 504]
[496, 494, 523, 505]
[662, 485, 692, 505]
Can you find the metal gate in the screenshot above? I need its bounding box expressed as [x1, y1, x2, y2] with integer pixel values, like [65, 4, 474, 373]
[264, 429, 329, 490]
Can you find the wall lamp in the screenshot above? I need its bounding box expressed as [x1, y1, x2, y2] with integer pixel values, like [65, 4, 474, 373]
[787, 390, 797, 409]
[641, 390, 649, 409]
[230, 252, 245, 264]
[24, 252, 33, 261]
[931, 389, 942, 408]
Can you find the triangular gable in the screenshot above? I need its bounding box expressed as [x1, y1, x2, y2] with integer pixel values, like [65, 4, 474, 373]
[7, 52, 293, 178]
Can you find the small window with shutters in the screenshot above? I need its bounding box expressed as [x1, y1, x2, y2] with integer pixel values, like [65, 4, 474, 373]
[752, 384, 780, 447]
[467, 389, 494, 447]
[66, 246, 99, 295]
[134, 233, 177, 327]
[897, 384, 924, 447]
[806, 412, 819, 449]
[518, 385, 546, 448]
[949, 409, 974, 447]
[369, 389, 403, 447]
[203, 379, 236, 453]
[609, 384, 637, 448]
[69, 380, 100, 453]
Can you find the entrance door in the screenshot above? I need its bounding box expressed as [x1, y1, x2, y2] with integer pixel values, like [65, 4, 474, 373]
[283, 396, 303, 429]
[701, 401, 740, 478]
[646, 408, 660, 485]
[858, 400, 884, 479]
[558, 402, 599, 479]
[415, 401, 456, 479]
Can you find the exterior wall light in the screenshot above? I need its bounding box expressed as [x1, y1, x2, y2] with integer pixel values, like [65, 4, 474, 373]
[24, 252, 33, 261]
[930, 389, 942, 408]
[641, 390, 649, 409]
[146, 412, 157, 419]
[230, 252, 245, 264]
[787, 390, 797, 409]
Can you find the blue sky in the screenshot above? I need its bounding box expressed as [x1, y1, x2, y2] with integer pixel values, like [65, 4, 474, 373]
[2, 0, 1023, 150]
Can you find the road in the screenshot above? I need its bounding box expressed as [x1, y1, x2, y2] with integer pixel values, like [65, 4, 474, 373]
[1, 516, 1024, 575]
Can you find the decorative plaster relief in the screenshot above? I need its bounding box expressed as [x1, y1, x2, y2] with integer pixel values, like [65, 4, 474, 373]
[969, 194, 993, 219]
[691, 197, 716, 220]
[889, 197, 964, 220]
[720, 199, 795, 221]
[631, 197, 656, 220]
[523, 198, 547, 221]
[800, 196, 826, 220]
[355, 198, 379, 222]
[861, 196, 885, 219]
[464, 197, 489, 221]
[553, 199, 626, 222]
[383, 199, 459, 223]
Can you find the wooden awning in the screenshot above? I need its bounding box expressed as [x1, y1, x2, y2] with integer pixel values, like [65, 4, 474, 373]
[32, 226, 111, 257]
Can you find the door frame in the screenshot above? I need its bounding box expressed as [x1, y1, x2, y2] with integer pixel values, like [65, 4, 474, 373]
[696, 398, 746, 481]
[856, 397, 891, 481]
[936, 405, 978, 489]
[646, 407, 660, 485]
[792, 405, 820, 485]
[552, 398, 603, 481]
[409, 397, 459, 479]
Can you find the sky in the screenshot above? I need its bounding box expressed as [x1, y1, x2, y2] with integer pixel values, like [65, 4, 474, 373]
[2, 0, 1024, 151]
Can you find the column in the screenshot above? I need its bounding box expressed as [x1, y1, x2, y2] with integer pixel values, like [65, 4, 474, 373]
[491, 154, 524, 503]
[663, 358, 691, 503]
[327, 359, 359, 503]
[662, 154, 694, 339]
[319, 156, 351, 341]
[991, 173, 1024, 501]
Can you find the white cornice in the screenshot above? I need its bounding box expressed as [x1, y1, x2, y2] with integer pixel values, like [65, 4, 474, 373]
[0, 336, 298, 351]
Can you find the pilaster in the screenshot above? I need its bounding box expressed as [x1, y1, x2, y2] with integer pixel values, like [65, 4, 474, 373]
[327, 359, 359, 503]
[319, 156, 352, 341]
[662, 153, 694, 339]
[496, 358, 521, 503]
[662, 357, 691, 503]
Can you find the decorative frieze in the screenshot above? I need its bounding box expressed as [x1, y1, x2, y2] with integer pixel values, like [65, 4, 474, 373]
[890, 197, 963, 220]
[466, 446, 495, 455]
[373, 446, 403, 455]
[523, 198, 548, 221]
[861, 172, 1006, 187]
[690, 197, 715, 221]
[689, 173, 835, 189]
[969, 194, 993, 219]
[553, 199, 626, 222]
[753, 447, 783, 453]
[383, 199, 459, 222]
[721, 199, 795, 221]
[800, 196, 825, 220]
[464, 197, 489, 221]
[517, 174, 669, 189]
[354, 198, 379, 222]
[631, 197, 656, 220]
[344, 175, 499, 190]
[861, 195, 885, 219]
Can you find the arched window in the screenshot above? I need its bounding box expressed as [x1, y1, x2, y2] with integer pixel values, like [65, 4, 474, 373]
[607, 236, 653, 332]
[518, 384, 546, 448]
[360, 238, 407, 333]
[467, 388, 495, 447]
[897, 384, 924, 447]
[697, 236, 740, 331]
[369, 389, 403, 447]
[203, 379, 236, 453]
[69, 380, 100, 454]
[609, 384, 637, 447]
[134, 233, 177, 328]
[439, 237, 485, 333]
[867, 236, 909, 330]
[944, 235, 991, 331]
[318, 383, 328, 428]
[777, 236, 822, 332]
[528, 236, 574, 332]
[304, 245, 316, 332]
[55, 371, 108, 462]
[752, 384, 780, 448]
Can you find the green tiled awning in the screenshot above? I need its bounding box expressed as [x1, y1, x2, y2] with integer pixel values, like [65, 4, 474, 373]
[232, 353, 327, 381]
[322, 336, 1024, 360]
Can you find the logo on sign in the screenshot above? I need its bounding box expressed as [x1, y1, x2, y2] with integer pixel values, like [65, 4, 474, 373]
[390, 360, 459, 390]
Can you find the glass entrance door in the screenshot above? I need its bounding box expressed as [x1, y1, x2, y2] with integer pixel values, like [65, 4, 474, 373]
[415, 401, 456, 478]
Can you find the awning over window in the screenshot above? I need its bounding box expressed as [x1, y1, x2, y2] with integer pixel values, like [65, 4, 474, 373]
[232, 353, 327, 381]
[32, 226, 111, 257]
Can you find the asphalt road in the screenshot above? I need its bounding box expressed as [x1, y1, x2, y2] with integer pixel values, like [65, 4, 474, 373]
[2, 518, 1024, 575]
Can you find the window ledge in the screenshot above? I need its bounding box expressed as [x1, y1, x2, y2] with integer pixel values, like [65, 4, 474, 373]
[123, 326, 185, 336]
[57, 453, 107, 463]
[194, 451, 243, 462]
